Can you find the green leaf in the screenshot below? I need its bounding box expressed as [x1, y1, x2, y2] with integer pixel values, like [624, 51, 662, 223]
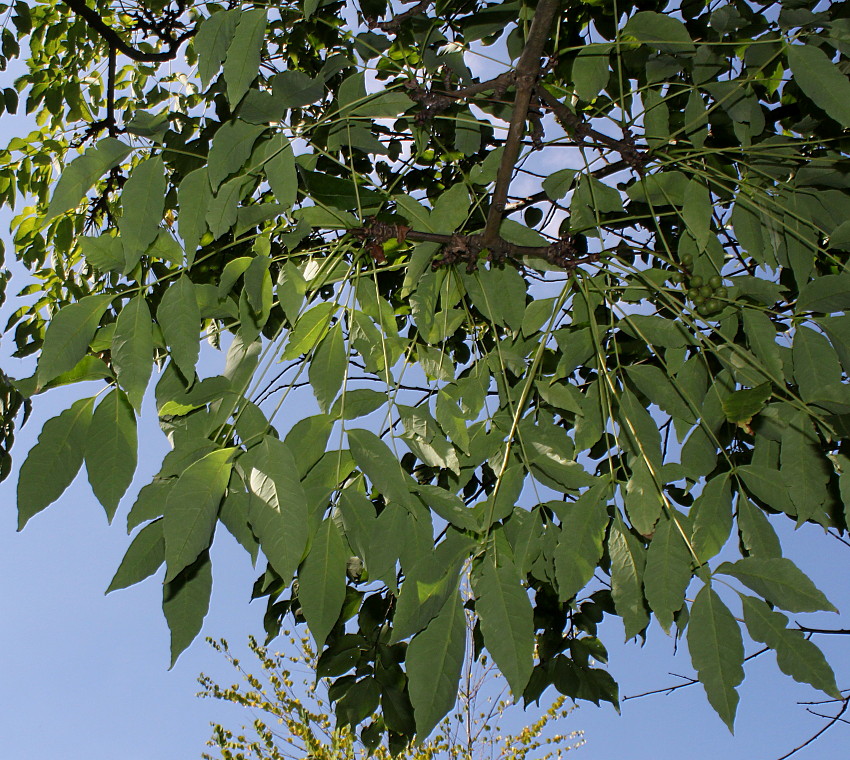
[207, 175, 248, 238]
[223, 9, 266, 106]
[118, 156, 166, 272]
[163, 448, 234, 582]
[46, 138, 131, 220]
[619, 389, 662, 469]
[406, 590, 466, 739]
[163, 551, 212, 667]
[780, 417, 831, 524]
[552, 486, 609, 601]
[207, 120, 265, 191]
[742, 310, 782, 382]
[264, 134, 297, 210]
[736, 495, 782, 559]
[348, 429, 418, 512]
[610, 514, 649, 639]
[741, 595, 840, 698]
[731, 201, 766, 263]
[626, 170, 688, 206]
[643, 511, 692, 632]
[37, 294, 113, 386]
[309, 323, 346, 412]
[542, 168, 576, 201]
[416, 485, 480, 532]
[17, 397, 94, 529]
[298, 517, 348, 647]
[350, 91, 411, 118]
[623, 11, 696, 54]
[272, 70, 324, 107]
[793, 326, 842, 403]
[626, 365, 694, 425]
[106, 518, 165, 593]
[282, 302, 336, 360]
[430, 183, 470, 233]
[716, 557, 836, 613]
[79, 234, 124, 272]
[112, 295, 153, 412]
[127, 479, 173, 532]
[688, 585, 744, 732]
[178, 168, 212, 266]
[85, 389, 137, 520]
[243, 437, 311, 582]
[623, 458, 663, 537]
[797, 274, 850, 313]
[788, 43, 850, 128]
[219, 490, 260, 564]
[690, 473, 732, 562]
[722, 383, 771, 423]
[330, 388, 386, 420]
[158, 275, 200, 380]
[682, 179, 711, 250]
[472, 555, 534, 697]
[618, 314, 691, 348]
[572, 43, 610, 101]
[196, 9, 240, 87]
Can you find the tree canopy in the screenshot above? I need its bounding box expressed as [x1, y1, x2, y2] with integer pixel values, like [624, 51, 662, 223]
[3, 0, 850, 747]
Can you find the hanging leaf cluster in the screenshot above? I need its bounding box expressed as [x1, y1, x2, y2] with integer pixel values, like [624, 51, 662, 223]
[3, 0, 850, 745]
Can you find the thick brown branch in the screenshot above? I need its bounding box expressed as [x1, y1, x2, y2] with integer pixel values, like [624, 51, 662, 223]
[373, 0, 431, 32]
[483, 0, 561, 246]
[62, 0, 193, 62]
[405, 71, 516, 123]
[106, 44, 117, 135]
[537, 86, 647, 169]
[350, 219, 599, 271]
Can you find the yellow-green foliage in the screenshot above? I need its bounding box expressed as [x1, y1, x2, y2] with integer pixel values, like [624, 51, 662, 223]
[198, 633, 583, 760]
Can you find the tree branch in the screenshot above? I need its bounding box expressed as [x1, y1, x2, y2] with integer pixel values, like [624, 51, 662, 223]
[62, 0, 194, 62]
[796, 626, 850, 635]
[372, 0, 431, 32]
[350, 218, 597, 271]
[482, 0, 561, 246]
[775, 697, 849, 760]
[536, 86, 647, 170]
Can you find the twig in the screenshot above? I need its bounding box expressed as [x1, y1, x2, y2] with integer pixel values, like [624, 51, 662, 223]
[62, 0, 194, 62]
[483, 0, 560, 246]
[622, 674, 698, 701]
[775, 697, 849, 760]
[795, 626, 850, 635]
[536, 86, 647, 170]
[623, 647, 771, 701]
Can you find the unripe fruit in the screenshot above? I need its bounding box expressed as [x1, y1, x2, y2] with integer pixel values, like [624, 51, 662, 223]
[715, 286, 728, 299]
[699, 285, 712, 298]
[708, 275, 722, 289]
[690, 275, 704, 288]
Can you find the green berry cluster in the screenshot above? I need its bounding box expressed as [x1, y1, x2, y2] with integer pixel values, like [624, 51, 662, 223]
[670, 254, 727, 316]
